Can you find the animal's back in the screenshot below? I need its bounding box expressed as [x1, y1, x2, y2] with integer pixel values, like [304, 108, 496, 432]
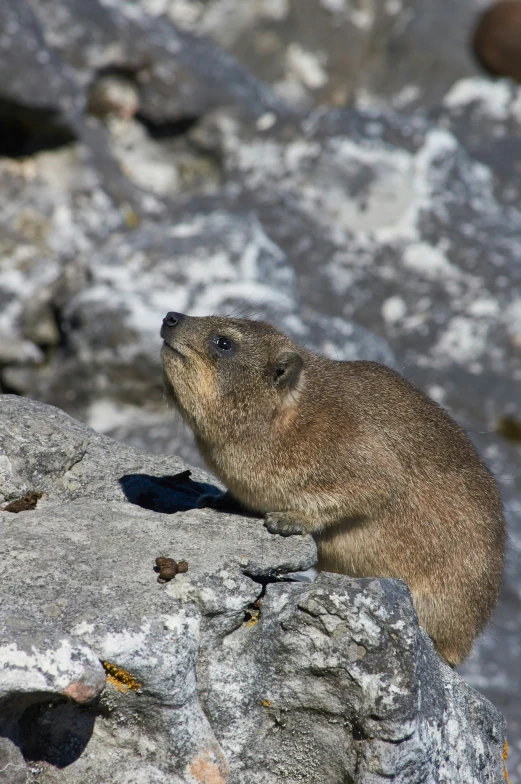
[312, 360, 505, 664]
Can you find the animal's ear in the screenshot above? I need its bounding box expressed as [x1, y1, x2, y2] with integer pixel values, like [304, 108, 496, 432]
[273, 351, 303, 389]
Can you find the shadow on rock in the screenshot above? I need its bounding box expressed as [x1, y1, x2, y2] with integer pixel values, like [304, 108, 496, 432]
[18, 699, 96, 768]
[0, 696, 97, 773]
[119, 469, 220, 513]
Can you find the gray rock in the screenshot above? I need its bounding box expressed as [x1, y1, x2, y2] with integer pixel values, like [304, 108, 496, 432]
[2, 200, 394, 458]
[145, 0, 488, 112]
[28, 0, 293, 122]
[0, 396, 506, 782]
[353, 0, 489, 112]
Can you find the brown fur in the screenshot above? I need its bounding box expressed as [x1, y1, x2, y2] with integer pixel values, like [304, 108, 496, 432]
[473, 0, 521, 83]
[161, 314, 505, 666]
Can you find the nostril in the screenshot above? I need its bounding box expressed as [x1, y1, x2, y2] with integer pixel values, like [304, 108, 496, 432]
[163, 312, 181, 328]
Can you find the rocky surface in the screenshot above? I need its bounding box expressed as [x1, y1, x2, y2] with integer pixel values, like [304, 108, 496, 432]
[0, 0, 520, 778]
[0, 396, 508, 783]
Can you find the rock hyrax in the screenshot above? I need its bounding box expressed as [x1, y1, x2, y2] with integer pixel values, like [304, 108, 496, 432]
[160, 313, 505, 665]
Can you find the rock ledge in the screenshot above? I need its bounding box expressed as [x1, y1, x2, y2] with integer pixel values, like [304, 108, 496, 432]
[0, 396, 506, 783]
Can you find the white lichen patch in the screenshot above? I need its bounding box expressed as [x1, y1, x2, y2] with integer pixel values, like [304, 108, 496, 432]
[385, 128, 458, 243]
[391, 84, 421, 109]
[71, 620, 96, 636]
[163, 613, 200, 639]
[431, 316, 490, 367]
[402, 243, 460, 281]
[239, 132, 417, 240]
[382, 296, 407, 325]
[219, 569, 237, 590]
[0, 455, 24, 503]
[107, 118, 182, 196]
[319, 0, 347, 13]
[503, 298, 521, 340]
[444, 77, 515, 120]
[467, 297, 499, 318]
[72, 211, 294, 361]
[323, 138, 414, 237]
[347, 597, 385, 645]
[349, 5, 375, 30]
[286, 44, 328, 90]
[147, 0, 204, 27]
[195, 0, 275, 47]
[258, 0, 290, 21]
[0, 637, 101, 695]
[166, 576, 198, 603]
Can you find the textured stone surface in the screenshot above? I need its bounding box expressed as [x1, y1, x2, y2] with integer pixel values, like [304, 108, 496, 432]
[138, 0, 490, 112]
[0, 396, 506, 783]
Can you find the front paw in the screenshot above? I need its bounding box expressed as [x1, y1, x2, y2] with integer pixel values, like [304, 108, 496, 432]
[264, 512, 305, 537]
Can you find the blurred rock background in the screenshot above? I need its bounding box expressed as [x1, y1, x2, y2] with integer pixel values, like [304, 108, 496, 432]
[0, 0, 520, 776]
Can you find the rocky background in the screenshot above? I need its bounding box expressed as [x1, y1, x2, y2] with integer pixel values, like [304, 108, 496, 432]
[1, 0, 521, 778]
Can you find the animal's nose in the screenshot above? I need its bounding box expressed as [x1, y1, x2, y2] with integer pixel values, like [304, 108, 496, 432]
[163, 312, 184, 328]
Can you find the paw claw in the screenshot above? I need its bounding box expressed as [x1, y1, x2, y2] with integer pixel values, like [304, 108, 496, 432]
[264, 513, 304, 537]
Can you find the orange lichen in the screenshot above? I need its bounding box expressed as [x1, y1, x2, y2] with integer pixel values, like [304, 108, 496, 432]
[262, 699, 271, 707]
[186, 748, 229, 784]
[121, 203, 139, 228]
[102, 661, 142, 693]
[246, 607, 261, 627]
[503, 740, 511, 783]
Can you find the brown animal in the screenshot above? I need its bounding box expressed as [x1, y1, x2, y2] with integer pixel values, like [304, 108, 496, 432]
[160, 312, 505, 666]
[473, 0, 521, 84]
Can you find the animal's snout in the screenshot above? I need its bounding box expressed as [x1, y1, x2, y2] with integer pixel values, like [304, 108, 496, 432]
[163, 312, 184, 328]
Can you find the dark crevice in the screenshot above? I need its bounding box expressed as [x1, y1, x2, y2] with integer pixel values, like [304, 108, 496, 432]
[17, 697, 96, 768]
[243, 570, 309, 587]
[95, 65, 141, 82]
[135, 113, 200, 140]
[0, 375, 23, 396]
[243, 572, 282, 589]
[88, 67, 220, 169]
[64, 449, 88, 475]
[350, 718, 369, 743]
[50, 303, 70, 352]
[0, 98, 76, 159]
[241, 571, 301, 625]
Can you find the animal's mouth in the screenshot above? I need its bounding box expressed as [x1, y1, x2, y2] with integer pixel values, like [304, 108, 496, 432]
[161, 340, 186, 359]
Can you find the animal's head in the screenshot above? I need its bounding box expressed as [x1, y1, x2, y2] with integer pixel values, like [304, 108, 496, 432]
[160, 312, 305, 442]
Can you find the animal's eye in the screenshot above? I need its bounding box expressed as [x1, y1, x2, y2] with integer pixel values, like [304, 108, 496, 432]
[212, 335, 234, 353]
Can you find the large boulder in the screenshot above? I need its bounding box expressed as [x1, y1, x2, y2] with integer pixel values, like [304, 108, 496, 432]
[0, 395, 507, 783]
